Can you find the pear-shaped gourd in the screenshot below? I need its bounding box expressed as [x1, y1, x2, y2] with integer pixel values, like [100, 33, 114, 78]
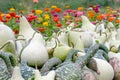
[53, 45, 72, 61]
[81, 15, 96, 31]
[68, 31, 85, 51]
[21, 33, 49, 66]
[88, 58, 114, 80]
[18, 16, 45, 46]
[10, 66, 24, 80]
[0, 22, 15, 48]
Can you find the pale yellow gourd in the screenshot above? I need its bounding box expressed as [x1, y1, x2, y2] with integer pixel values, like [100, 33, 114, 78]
[10, 66, 24, 80]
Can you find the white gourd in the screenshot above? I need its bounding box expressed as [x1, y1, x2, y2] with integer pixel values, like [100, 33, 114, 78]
[10, 66, 24, 80]
[21, 33, 49, 66]
[0, 22, 15, 48]
[93, 58, 114, 80]
[18, 16, 45, 46]
[81, 15, 96, 31]
[34, 69, 55, 80]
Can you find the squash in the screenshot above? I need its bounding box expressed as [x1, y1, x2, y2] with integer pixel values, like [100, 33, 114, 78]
[0, 22, 15, 48]
[18, 16, 45, 46]
[10, 66, 24, 80]
[55, 44, 99, 80]
[81, 15, 96, 31]
[40, 57, 62, 74]
[87, 49, 114, 80]
[20, 61, 35, 80]
[21, 33, 49, 66]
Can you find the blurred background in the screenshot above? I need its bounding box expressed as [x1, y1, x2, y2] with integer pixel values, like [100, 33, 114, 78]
[0, 0, 120, 13]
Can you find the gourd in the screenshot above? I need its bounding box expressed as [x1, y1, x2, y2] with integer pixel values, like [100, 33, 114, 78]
[55, 44, 99, 80]
[68, 31, 85, 52]
[17, 16, 45, 46]
[109, 46, 120, 80]
[21, 33, 49, 67]
[40, 57, 62, 74]
[30, 69, 56, 80]
[81, 15, 96, 31]
[0, 22, 15, 48]
[81, 67, 98, 80]
[20, 61, 35, 80]
[10, 66, 24, 80]
[87, 48, 114, 80]
[0, 51, 17, 79]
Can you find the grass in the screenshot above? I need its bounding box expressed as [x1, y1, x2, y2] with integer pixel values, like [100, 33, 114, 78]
[0, 0, 120, 13]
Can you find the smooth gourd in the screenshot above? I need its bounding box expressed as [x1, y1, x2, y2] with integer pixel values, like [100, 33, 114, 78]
[21, 33, 49, 66]
[0, 22, 15, 48]
[18, 16, 45, 46]
[81, 15, 96, 31]
[10, 66, 24, 80]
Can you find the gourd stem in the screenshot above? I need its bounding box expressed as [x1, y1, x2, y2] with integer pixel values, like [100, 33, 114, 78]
[0, 41, 10, 50]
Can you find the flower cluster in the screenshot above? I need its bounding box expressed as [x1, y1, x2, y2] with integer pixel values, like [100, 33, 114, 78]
[0, 5, 120, 37]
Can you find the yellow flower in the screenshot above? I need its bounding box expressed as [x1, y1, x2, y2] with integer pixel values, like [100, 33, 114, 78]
[65, 6, 70, 9]
[37, 17, 43, 21]
[44, 14, 50, 20]
[42, 21, 49, 26]
[35, 10, 43, 15]
[77, 7, 83, 11]
[51, 5, 57, 9]
[64, 15, 71, 19]
[10, 7, 15, 12]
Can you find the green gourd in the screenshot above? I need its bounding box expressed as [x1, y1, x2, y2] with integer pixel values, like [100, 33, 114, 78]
[55, 44, 100, 80]
[40, 57, 62, 74]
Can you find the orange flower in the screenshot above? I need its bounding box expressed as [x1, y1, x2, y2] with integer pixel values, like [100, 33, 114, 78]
[97, 14, 106, 21]
[6, 14, 12, 20]
[44, 8, 50, 12]
[108, 17, 115, 22]
[54, 8, 62, 13]
[37, 27, 45, 32]
[77, 7, 83, 11]
[87, 11, 95, 18]
[65, 6, 70, 9]
[116, 19, 120, 23]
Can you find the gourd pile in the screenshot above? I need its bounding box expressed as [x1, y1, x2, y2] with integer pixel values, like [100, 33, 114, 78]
[0, 15, 120, 80]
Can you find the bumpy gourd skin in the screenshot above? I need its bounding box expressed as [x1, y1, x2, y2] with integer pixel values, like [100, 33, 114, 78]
[55, 44, 100, 80]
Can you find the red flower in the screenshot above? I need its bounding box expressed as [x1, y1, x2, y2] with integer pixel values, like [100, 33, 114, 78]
[37, 27, 45, 32]
[56, 23, 62, 28]
[9, 12, 16, 17]
[15, 15, 20, 19]
[53, 17, 59, 23]
[14, 29, 19, 34]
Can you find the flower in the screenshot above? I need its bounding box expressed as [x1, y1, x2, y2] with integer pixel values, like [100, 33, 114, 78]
[44, 14, 50, 20]
[116, 19, 120, 23]
[14, 29, 19, 34]
[9, 12, 16, 17]
[51, 5, 57, 9]
[53, 17, 60, 23]
[56, 23, 62, 28]
[44, 8, 50, 12]
[64, 15, 71, 19]
[108, 17, 115, 22]
[6, 14, 12, 20]
[42, 21, 49, 26]
[97, 14, 106, 21]
[35, 10, 43, 15]
[77, 7, 83, 11]
[65, 6, 70, 9]
[54, 8, 62, 13]
[33, 0, 39, 3]
[9, 7, 15, 12]
[87, 11, 95, 18]
[36, 27, 45, 32]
